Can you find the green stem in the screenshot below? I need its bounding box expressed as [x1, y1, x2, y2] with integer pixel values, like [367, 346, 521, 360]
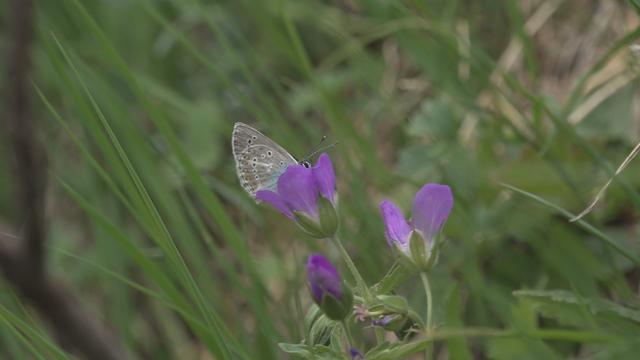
[330, 236, 384, 344]
[374, 327, 385, 344]
[420, 272, 433, 360]
[291, 244, 308, 342]
[341, 320, 355, 350]
[330, 236, 371, 301]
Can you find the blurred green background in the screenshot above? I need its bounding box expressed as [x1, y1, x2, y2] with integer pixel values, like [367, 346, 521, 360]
[2, 0, 640, 358]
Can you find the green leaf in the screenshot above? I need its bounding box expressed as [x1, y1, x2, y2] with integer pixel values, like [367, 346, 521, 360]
[309, 314, 338, 346]
[372, 295, 409, 314]
[514, 289, 640, 329]
[629, 0, 640, 15]
[371, 261, 414, 295]
[278, 343, 343, 359]
[445, 287, 472, 360]
[364, 341, 395, 360]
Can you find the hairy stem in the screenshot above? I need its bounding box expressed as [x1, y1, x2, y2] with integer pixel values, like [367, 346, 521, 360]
[330, 236, 384, 343]
[420, 272, 433, 360]
[330, 236, 371, 301]
[341, 320, 355, 349]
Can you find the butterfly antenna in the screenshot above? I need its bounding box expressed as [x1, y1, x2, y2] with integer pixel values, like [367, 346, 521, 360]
[304, 140, 338, 160]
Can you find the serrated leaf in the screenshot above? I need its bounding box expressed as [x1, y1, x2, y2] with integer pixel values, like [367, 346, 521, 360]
[514, 289, 640, 328]
[305, 304, 323, 336]
[278, 343, 343, 359]
[373, 295, 409, 314]
[364, 341, 396, 360]
[309, 314, 338, 346]
[279, 343, 313, 356]
[371, 261, 413, 295]
[445, 287, 472, 360]
[329, 325, 343, 354]
[407, 98, 459, 141]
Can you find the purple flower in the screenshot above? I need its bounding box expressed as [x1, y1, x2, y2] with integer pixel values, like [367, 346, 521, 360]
[312, 153, 337, 205]
[411, 183, 453, 243]
[256, 153, 338, 237]
[380, 183, 453, 270]
[380, 200, 412, 252]
[306, 254, 353, 320]
[349, 348, 363, 359]
[371, 313, 408, 332]
[307, 254, 342, 302]
[372, 315, 394, 327]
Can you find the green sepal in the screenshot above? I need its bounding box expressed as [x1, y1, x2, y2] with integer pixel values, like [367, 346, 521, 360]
[394, 315, 420, 341]
[318, 283, 353, 321]
[390, 242, 418, 273]
[318, 196, 338, 237]
[409, 232, 430, 271]
[293, 211, 325, 239]
[423, 244, 440, 271]
[379, 313, 408, 332]
[369, 295, 409, 315]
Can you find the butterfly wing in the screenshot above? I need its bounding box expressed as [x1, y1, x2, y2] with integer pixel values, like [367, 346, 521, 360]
[232, 122, 297, 197]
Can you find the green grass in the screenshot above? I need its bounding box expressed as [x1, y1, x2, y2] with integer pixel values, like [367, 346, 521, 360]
[2, 0, 640, 358]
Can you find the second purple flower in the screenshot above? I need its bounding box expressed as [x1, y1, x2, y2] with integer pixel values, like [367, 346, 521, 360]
[380, 183, 453, 271]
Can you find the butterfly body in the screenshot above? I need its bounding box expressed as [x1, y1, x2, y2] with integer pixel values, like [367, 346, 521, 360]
[232, 122, 297, 196]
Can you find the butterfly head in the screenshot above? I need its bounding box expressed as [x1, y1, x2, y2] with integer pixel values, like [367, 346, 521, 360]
[300, 160, 312, 168]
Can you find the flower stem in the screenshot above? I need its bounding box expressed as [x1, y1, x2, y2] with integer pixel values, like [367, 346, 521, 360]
[331, 236, 384, 344]
[420, 272, 433, 360]
[330, 236, 371, 301]
[341, 320, 355, 349]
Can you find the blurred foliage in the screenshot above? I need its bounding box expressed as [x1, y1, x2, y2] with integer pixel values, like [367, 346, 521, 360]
[2, 0, 640, 358]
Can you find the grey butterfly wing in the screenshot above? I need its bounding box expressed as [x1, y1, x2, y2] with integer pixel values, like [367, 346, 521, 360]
[232, 122, 297, 196]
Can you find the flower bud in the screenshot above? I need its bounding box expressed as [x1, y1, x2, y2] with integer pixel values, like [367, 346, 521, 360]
[307, 254, 353, 321]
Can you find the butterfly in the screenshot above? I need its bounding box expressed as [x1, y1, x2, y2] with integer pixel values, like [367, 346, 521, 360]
[232, 122, 313, 197]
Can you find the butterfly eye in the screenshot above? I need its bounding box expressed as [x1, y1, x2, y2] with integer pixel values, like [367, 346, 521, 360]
[301, 160, 311, 168]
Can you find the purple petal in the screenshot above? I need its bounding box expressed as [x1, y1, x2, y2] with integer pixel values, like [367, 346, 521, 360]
[312, 153, 336, 203]
[372, 315, 394, 327]
[278, 165, 319, 217]
[411, 183, 453, 243]
[380, 200, 412, 250]
[349, 348, 363, 359]
[255, 190, 293, 219]
[306, 254, 342, 302]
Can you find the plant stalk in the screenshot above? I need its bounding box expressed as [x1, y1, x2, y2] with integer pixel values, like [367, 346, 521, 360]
[420, 272, 433, 360]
